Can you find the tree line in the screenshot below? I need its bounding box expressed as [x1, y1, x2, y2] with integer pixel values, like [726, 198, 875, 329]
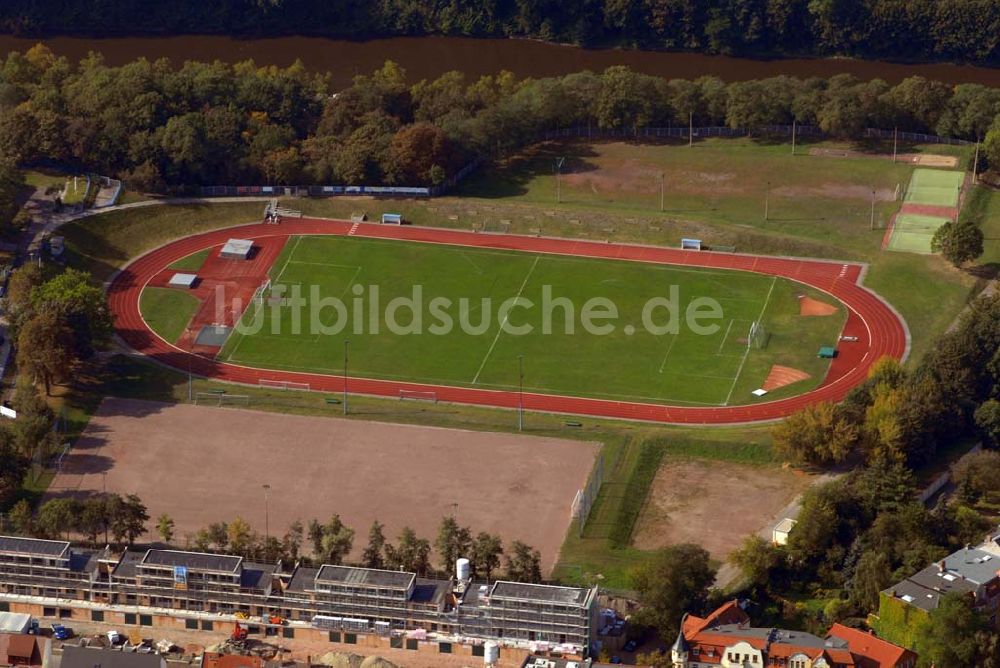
[1, 1, 999, 65]
[3, 47, 1000, 194]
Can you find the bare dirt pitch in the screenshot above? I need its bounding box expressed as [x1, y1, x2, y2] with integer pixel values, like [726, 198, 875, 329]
[47, 398, 599, 573]
[632, 459, 813, 560]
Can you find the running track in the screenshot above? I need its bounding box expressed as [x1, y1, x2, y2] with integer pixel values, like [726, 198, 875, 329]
[107, 219, 909, 424]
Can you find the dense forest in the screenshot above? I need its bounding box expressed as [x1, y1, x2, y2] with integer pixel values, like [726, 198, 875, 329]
[2, 46, 1000, 189]
[1, 0, 999, 65]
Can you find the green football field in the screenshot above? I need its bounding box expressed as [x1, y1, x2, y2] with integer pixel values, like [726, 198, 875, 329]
[216, 236, 845, 406]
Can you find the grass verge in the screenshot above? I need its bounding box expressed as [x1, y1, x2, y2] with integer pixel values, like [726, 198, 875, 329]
[139, 287, 201, 343]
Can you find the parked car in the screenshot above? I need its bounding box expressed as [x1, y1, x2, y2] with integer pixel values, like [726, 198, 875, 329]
[107, 630, 123, 645]
[51, 623, 73, 640]
[610, 656, 622, 664]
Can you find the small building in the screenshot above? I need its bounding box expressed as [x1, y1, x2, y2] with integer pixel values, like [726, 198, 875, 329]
[167, 273, 198, 289]
[0, 633, 49, 668]
[772, 518, 797, 546]
[220, 239, 254, 260]
[61, 646, 165, 668]
[0, 612, 32, 634]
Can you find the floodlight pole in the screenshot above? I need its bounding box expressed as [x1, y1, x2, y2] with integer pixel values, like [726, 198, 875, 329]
[870, 188, 876, 230]
[343, 339, 350, 415]
[262, 484, 271, 541]
[892, 127, 898, 163]
[518, 354, 524, 432]
[973, 139, 981, 184]
[764, 181, 770, 221]
[555, 157, 565, 204]
[660, 173, 665, 212]
[688, 112, 693, 147]
[791, 119, 796, 155]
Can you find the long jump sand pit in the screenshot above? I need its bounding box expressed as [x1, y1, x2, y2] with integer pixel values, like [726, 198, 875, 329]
[47, 398, 599, 572]
[632, 459, 812, 560]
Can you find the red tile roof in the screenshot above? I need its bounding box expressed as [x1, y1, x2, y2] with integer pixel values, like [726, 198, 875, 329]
[827, 624, 916, 668]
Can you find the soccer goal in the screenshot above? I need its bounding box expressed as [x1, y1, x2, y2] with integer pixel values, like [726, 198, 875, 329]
[399, 389, 438, 403]
[195, 392, 250, 407]
[747, 320, 770, 350]
[259, 379, 311, 391]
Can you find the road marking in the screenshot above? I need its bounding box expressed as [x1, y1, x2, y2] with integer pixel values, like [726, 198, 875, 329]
[471, 256, 540, 385]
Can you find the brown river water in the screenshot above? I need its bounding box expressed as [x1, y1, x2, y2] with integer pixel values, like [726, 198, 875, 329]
[1, 34, 999, 88]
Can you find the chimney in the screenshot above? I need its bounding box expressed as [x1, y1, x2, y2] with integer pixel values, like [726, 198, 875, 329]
[938, 560, 946, 573]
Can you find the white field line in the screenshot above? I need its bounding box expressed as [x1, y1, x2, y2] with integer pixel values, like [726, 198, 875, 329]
[717, 319, 735, 354]
[471, 256, 540, 385]
[657, 334, 679, 374]
[723, 276, 776, 406]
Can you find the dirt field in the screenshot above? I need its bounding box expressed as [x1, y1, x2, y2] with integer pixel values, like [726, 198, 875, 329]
[47, 398, 598, 573]
[632, 459, 812, 559]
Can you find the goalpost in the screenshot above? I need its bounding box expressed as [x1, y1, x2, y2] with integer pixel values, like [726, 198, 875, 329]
[747, 320, 769, 350]
[399, 389, 438, 403]
[259, 379, 311, 391]
[194, 392, 250, 407]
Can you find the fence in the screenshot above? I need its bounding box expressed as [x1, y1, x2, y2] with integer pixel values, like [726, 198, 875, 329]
[200, 157, 483, 200]
[572, 455, 605, 538]
[542, 124, 971, 145]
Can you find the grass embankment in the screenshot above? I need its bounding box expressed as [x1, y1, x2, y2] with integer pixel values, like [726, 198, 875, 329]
[61, 202, 262, 281]
[961, 184, 1000, 267]
[139, 287, 201, 343]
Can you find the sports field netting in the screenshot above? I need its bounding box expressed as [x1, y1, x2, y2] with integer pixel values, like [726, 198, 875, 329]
[218, 235, 843, 407]
[887, 214, 951, 253]
[903, 169, 964, 207]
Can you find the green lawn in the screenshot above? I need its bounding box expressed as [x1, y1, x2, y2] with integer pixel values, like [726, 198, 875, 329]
[220, 235, 843, 406]
[459, 137, 917, 257]
[139, 287, 201, 343]
[61, 176, 92, 205]
[168, 248, 211, 271]
[961, 184, 1000, 266]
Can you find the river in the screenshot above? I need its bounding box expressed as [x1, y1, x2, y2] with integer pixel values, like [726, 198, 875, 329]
[1, 34, 998, 88]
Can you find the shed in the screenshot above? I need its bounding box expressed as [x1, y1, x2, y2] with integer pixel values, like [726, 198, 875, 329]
[220, 239, 254, 260]
[818, 346, 837, 359]
[380, 213, 402, 225]
[772, 518, 797, 546]
[167, 273, 198, 289]
[0, 612, 32, 634]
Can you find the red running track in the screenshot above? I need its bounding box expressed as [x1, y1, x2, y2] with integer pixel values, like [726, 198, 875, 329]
[108, 219, 909, 424]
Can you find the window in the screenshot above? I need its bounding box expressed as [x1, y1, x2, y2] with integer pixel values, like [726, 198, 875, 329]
[344, 633, 356, 645]
[282, 627, 294, 639]
[328, 631, 341, 643]
[405, 639, 419, 651]
[91, 611, 105, 622]
[201, 621, 214, 631]
[472, 645, 485, 657]
[0, 602, 9, 612]
[439, 643, 452, 654]
[43, 607, 56, 618]
[124, 613, 137, 625]
[185, 619, 198, 630]
[139, 614, 152, 627]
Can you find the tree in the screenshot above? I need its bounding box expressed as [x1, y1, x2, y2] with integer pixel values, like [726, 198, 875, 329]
[931, 220, 984, 267]
[0, 440, 26, 511]
[33, 268, 113, 357]
[917, 593, 992, 668]
[730, 535, 781, 592]
[110, 494, 148, 544]
[206, 521, 229, 550]
[362, 520, 386, 569]
[849, 549, 891, 612]
[952, 450, 1000, 503]
[503, 541, 542, 583]
[386, 123, 454, 185]
[307, 518, 324, 556]
[227, 517, 255, 556]
[772, 401, 857, 465]
[6, 499, 32, 535]
[36, 497, 78, 539]
[156, 513, 175, 544]
[472, 532, 504, 582]
[283, 520, 304, 561]
[16, 310, 74, 395]
[631, 544, 717, 640]
[974, 399, 1000, 446]
[853, 458, 915, 515]
[78, 497, 108, 544]
[393, 527, 432, 575]
[435, 516, 473, 573]
[320, 514, 355, 565]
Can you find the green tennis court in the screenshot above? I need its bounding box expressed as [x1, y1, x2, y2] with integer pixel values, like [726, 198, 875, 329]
[887, 213, 951, 253]
[904, 169, 964, 207]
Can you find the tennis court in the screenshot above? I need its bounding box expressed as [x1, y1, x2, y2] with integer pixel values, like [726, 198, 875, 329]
[887, 213, 951, 253]
[904, 168, 963, 207]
